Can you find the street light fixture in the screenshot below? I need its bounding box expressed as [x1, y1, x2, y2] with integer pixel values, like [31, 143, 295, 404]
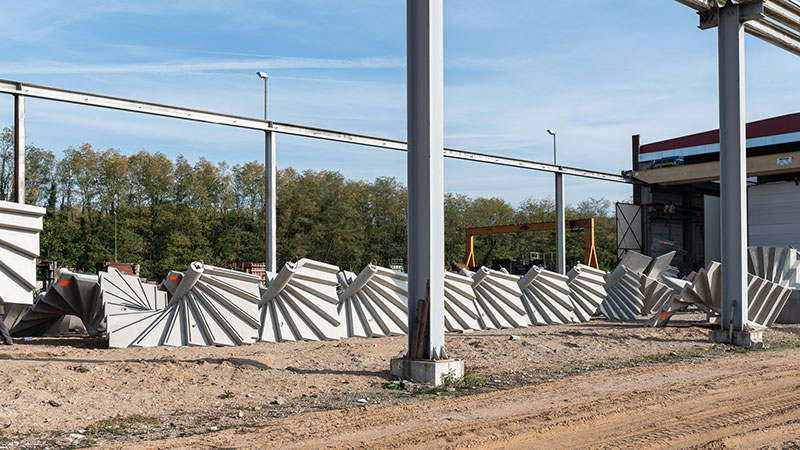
[546, 129, 556, 164]
[256, 72, 268, 120]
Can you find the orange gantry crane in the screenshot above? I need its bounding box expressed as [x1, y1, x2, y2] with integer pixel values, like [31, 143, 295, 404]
[464, 218, 599, 270]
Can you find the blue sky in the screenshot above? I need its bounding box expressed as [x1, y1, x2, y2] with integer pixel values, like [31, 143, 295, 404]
[1, 0, 800, 207]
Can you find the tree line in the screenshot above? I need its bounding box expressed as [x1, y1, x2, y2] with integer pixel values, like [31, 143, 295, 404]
[0, 128, 620, 281]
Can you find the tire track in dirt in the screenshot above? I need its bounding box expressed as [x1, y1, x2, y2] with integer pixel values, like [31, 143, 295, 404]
[121, 348, 800, 449]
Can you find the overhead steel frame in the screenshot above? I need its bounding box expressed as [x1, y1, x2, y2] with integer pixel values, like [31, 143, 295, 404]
[675, 0, 800, 332]
[0, 67, 633, 358]
[0, 79, 631, 271]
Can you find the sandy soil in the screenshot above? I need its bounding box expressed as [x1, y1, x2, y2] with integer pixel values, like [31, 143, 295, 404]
[132, 346, 800, 450]
[0, 313, 798, 448]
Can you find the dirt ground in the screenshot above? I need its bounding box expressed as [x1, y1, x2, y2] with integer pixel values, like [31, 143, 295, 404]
[1, 312, 799, 449]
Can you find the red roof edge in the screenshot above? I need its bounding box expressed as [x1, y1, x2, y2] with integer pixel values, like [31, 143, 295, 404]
[640, 112, 800, 154]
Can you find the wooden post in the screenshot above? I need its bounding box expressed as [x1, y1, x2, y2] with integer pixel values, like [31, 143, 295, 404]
[409, 280, 430, 360]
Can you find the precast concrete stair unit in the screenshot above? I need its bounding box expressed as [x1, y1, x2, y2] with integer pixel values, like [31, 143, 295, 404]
[443, 271, 482, 331]
[517, 266, 577, 325]
[12, 269, 104, 337]
[618, 251, 653, 275]
[645, 251, 678, 281]
[106, 262, 262, 348]
[566, 264, 607, 322]
[600, 265, 646, 321]
[748, 246, 799, 288]
[464, 267, 529, 329]
[640, 275, 675, 316]
[337, 265, 408, 338]
[648, 261, 791, 328]
[617, 250, 678, 317]
[2, 303, 28, 331]
[259, 258, 343, 342]
[0, 201, 46, 305]
[103, 268, 169, 348]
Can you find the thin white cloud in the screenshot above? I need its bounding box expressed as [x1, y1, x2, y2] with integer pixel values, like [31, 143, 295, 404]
[0, 56, 405, 75]
[0, 54, 557, 76]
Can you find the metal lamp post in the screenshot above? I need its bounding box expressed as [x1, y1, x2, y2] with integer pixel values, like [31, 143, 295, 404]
[257, 71, 277, 273]
[257, 72, 268, 119]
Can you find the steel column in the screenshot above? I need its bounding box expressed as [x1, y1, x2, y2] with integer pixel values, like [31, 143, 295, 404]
[555, 173, 565, 274]
[407, 0, 445, 360]
[718, 4, 749, 331]
[13, 91, 25, 204]
[265, 131, 277, 273]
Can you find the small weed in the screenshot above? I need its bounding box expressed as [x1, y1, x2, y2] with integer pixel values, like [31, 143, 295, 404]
[307, 385, 317, 389]
[460, 371, 485, 389]
[220, 390, 235, 399]
[412, 386, 434, 396]
[83, 414, 164, 441]
[382, 379, 406, 391]
[441, 369, 460, 386]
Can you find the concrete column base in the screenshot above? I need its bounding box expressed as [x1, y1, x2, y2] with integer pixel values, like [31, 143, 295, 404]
[709, 329, 764, 349]
[390, 358, 464, 386]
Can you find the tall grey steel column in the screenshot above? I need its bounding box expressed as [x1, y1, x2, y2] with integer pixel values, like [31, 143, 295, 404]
[407, 0, 446, 359]
[13, 89, 25, 204]
[266, 131, 276, 273]
[718, 4, 748, 331]
[556, 173, 565, 274]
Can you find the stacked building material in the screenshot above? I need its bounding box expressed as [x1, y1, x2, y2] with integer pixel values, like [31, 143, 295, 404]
[566, 264, 607, 322]
[105, 262, 262, 348]
[443, 271, 482, 331]
[12, 269, 104, 337]
[259, 258, 343, 342]
[336, 265, 408, 338]
[464, 267, 529, 329]
[0, 201, 46, 306]
[517, 266, 577, 325]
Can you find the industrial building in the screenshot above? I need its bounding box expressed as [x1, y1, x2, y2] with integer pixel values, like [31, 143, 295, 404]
[626, 112, 800, 275]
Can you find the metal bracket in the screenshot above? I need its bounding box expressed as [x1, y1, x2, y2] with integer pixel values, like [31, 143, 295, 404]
[740, 1, 765, 22]
[698, 1, 764, 30]
[699, 9, 720, 29]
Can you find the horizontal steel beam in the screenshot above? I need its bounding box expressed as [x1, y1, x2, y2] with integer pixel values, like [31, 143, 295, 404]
[746, 18, 800, 56]
[0, 78, 632, 184]
[442, 148, 631, 183]
[765, 0, 800, 34]
[674, 0, 714, 11]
